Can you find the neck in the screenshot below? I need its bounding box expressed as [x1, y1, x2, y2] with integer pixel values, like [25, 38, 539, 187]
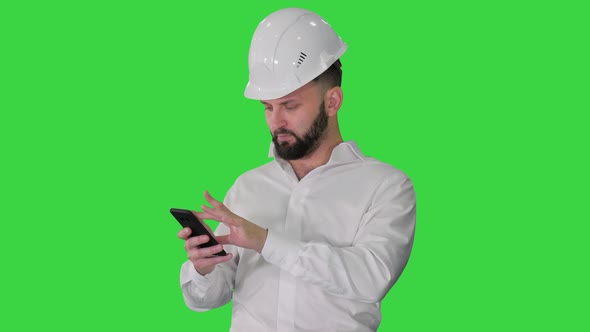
[288, 132, 343, 180]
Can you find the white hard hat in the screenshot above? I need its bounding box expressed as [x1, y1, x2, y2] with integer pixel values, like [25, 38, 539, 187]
[244, 8, 347, 100]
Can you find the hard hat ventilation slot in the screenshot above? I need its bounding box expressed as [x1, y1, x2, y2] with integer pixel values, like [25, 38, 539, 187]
[296, 52, 307, 68]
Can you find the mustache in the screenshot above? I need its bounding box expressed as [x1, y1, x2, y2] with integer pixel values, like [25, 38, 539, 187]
[272, 128, 297, 139]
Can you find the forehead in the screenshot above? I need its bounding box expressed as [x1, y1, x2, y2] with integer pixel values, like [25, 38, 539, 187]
[261, 81, 321, 104]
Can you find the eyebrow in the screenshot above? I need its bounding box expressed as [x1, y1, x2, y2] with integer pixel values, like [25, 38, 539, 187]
[261, 99, 299, 106]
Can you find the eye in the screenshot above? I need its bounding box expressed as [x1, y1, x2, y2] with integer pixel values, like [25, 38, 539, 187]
[285, 103, 299, 111]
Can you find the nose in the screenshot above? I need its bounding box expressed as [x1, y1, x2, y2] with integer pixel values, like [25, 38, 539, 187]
[268, 109, 287, 131]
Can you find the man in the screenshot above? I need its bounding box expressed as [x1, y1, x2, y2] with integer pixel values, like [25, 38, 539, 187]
[178, 8, 416, 331]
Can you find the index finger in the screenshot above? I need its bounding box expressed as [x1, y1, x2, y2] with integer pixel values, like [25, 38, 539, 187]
[204, 190, 224, 209]
[192, 211, 218, 231]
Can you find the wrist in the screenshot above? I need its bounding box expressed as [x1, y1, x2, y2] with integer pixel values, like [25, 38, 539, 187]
[256, 228, 268, 253]
[195, 265, 214, 276]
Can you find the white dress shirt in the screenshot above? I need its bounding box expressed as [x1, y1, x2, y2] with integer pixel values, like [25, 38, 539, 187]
[180, 141, 416, 331]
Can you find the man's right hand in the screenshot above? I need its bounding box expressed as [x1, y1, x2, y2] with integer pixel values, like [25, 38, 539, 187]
[178, 227, 233, 276]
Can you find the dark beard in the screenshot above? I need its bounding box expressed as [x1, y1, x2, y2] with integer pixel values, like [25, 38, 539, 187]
[271, 102, 328, 160]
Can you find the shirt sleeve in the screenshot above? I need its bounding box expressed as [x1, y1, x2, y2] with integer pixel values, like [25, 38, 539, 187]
[260, 173, 416, 303]
[179, 187, 240, 311]
[179, 254, 235, 311]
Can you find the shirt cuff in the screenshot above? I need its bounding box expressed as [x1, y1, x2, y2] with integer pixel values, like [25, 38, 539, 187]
[180, 260, 212, 293]
[260, 229, 302, 268]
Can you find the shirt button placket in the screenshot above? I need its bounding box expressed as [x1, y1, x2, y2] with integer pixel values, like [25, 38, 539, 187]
[275, 182, 305, 331]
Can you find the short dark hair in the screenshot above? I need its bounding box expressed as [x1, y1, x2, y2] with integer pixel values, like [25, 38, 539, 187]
[313, 59, 342, 89]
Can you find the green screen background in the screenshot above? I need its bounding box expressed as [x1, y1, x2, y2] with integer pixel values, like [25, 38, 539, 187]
[1, 1, 588, 330]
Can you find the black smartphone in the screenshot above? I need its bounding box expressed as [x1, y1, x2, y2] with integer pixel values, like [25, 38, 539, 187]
[170, 208, 227, 256]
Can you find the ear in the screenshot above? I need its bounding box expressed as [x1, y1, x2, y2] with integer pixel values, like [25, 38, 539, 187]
[324, 86, 343, 117]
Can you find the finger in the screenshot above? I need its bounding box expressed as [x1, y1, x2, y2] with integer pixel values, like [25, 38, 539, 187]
[204, 190, 225, 209]
[192, 210, 218, 224]
[199, 206, 227, 226]
[192, 253, 233, 270]
[202, 205, 240, 227]
[177, 227, 191, 240]
[184, 235, 211, 250]
[201, 205, 223, 219]
[187, 244, 226, 259]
